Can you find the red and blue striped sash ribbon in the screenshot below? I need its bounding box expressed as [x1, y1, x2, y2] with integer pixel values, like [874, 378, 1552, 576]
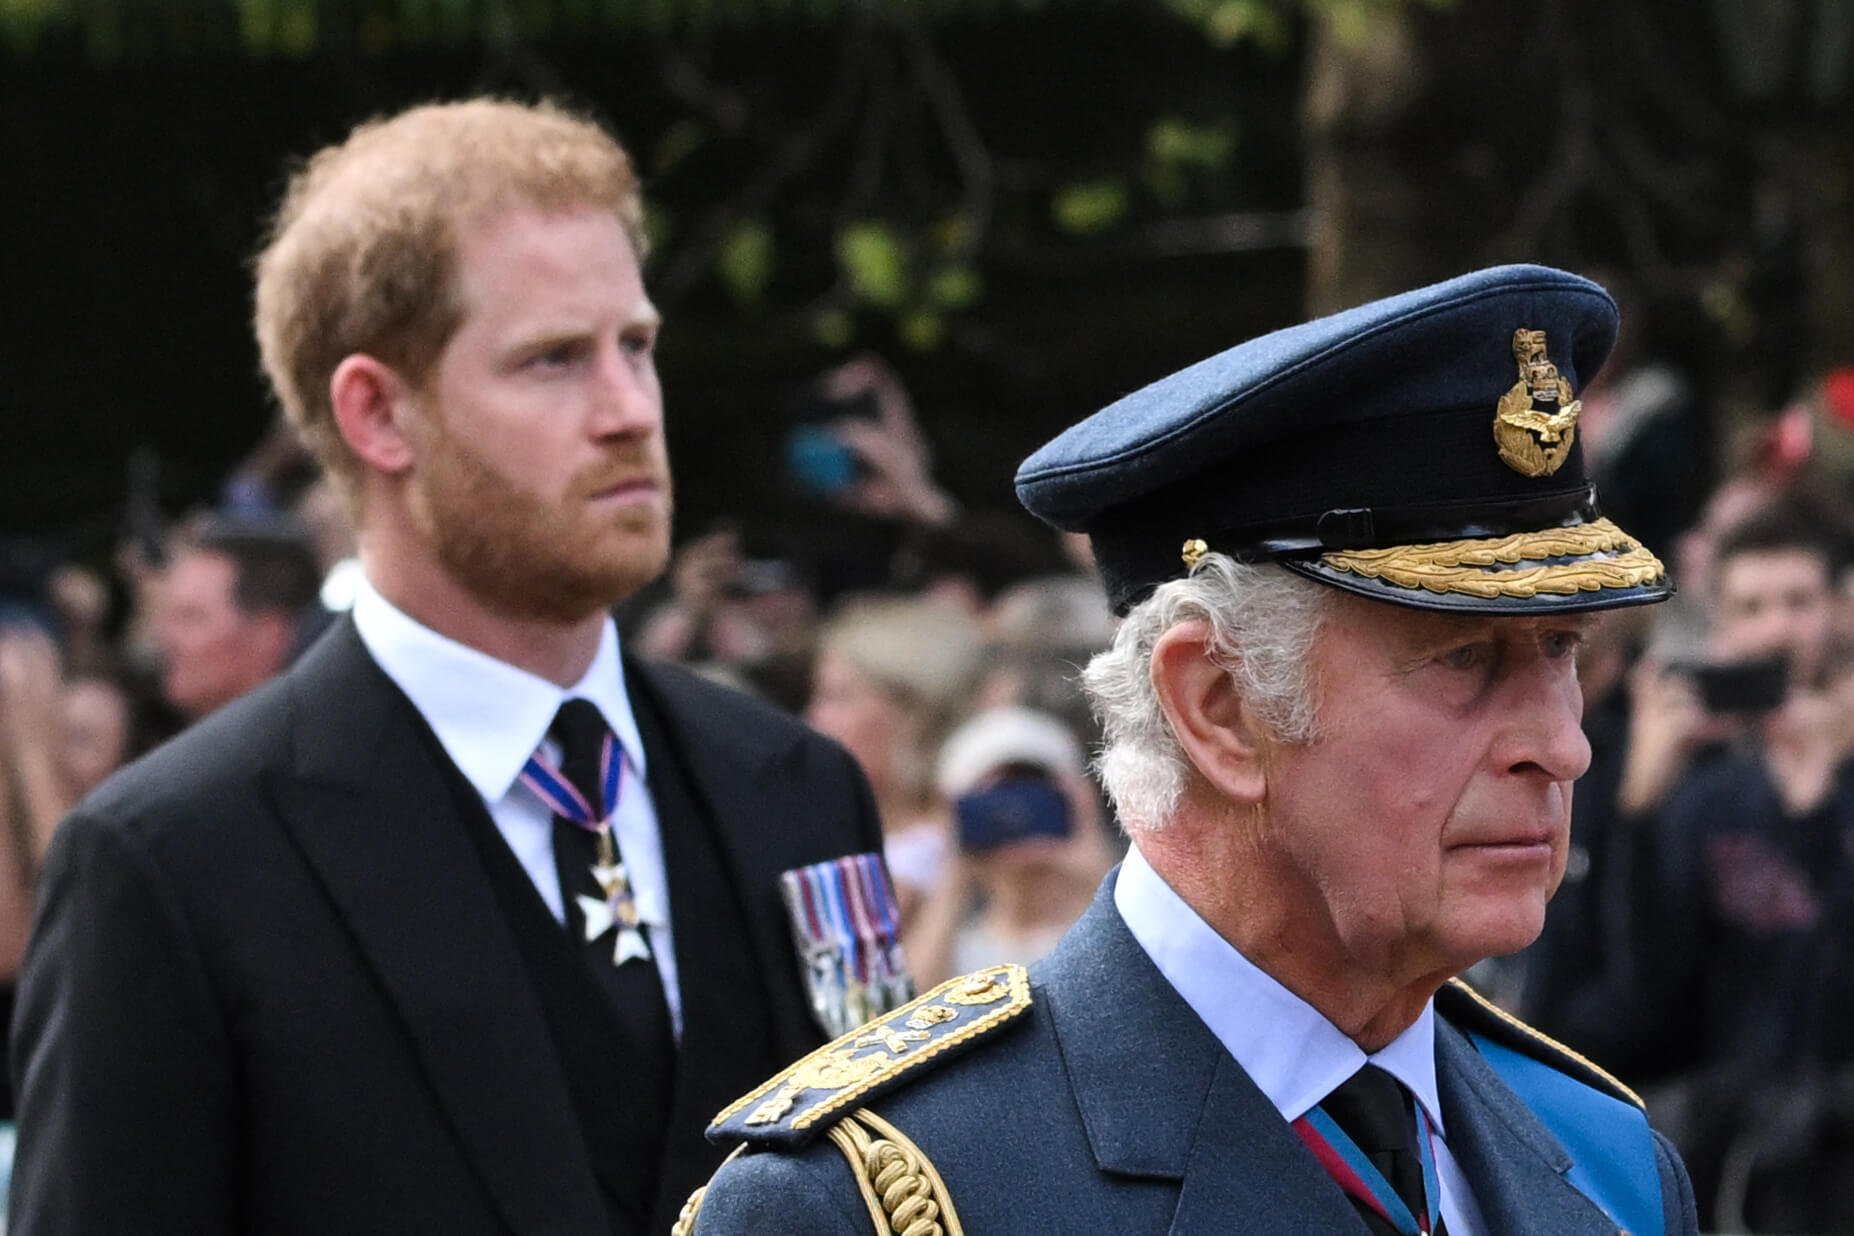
[1291, 1101, 1442, 1236]
[519, 730, 622, 832]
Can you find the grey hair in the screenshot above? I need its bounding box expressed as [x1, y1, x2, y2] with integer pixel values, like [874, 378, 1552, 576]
[1080, 555, 1330, 833]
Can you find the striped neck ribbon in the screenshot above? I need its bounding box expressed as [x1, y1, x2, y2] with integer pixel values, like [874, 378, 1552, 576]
[519, 729, 622, 834]
[1292, 1097, 1442, 1236]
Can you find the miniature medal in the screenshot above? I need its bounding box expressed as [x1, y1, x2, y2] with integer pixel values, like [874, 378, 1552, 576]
[578, 826, 650, 965]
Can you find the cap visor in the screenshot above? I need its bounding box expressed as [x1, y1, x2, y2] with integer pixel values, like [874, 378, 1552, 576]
[1282, 517, 1672, 615]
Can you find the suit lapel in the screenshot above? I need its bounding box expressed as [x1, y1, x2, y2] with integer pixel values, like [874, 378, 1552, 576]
[624, 659, 839, 1060]
[1036, 883, 1365, 1236]
[271, 622, 609, 1236]
[1435, 1019, 1622, 1235]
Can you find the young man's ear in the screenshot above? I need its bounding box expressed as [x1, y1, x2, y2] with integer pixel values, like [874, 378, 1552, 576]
[1149, 620, 1270, 806]
[329, 355, 418, 476]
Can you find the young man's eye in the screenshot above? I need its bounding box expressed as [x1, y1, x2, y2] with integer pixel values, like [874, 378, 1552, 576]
[531, 345, 576, 368]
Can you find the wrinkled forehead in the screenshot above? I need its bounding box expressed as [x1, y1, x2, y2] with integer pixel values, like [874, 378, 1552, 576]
[1325, 589, 1599, 649]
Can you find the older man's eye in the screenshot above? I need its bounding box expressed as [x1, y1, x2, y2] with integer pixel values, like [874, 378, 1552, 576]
[1542, 629, 1584, 659]
[1440, 644, 1483, 670]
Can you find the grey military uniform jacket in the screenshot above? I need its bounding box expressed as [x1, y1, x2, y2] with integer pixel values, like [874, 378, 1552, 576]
[687, 878, 1698, 1235]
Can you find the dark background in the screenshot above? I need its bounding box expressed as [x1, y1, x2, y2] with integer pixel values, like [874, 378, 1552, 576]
[3, 0, 1850, 571]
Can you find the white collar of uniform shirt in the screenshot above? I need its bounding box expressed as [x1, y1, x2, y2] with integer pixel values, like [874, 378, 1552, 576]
[1114, 843, 1487, 1235]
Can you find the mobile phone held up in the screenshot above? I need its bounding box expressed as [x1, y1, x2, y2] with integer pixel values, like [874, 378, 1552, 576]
[955, 778, 1073, 854]
[1679, 656, 1789, 714]
[781, 383, 878, 498]
[785, 425, 861, 497]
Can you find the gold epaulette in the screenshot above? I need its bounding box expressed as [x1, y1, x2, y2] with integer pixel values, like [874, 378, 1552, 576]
[674, 1111, 963, 1236]
[1441, 977, 1645, 1109]
[707, 965, 1032, 1149]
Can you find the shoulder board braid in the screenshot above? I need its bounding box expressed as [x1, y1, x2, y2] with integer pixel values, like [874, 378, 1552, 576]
[710, 965, 1032, 1149]
[1443, 977, 1644, 1109]
[826, 1109, 965, 1236]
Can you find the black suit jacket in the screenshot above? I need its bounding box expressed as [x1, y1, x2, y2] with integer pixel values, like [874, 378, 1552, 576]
[8, 619, 882, 1234]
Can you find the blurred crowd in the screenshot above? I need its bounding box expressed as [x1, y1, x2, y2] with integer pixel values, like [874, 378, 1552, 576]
[8, 335, 1854, 1228]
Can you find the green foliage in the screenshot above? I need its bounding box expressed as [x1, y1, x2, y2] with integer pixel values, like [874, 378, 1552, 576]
[1052, 180, 1130, 235]
[1304, 0, 1453, 49]
[641, 203, 675, 256]
[0, 0, 58, 47]
[236, 0, 316, 57]
[926, 265, 982, 311]
[652, 120, 709, 177]
[0, 0, 1347, 354]
[899, 309, 944, 352]
[1163, 0, 1291, 51]
[1145, 117, 1236, 204]
[717, 219, 776, 309]
[4, 0, 1234, 55]
[812, 306, 855, 350]
[836, 221, 911, 310]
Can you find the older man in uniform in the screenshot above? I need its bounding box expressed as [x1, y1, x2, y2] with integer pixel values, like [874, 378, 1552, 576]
[681, 265, 1698, 1235]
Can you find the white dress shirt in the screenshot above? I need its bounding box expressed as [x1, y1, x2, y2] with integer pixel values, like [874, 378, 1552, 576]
[1115, 845, 1486, 1234]
[352, 576, 683, 1038]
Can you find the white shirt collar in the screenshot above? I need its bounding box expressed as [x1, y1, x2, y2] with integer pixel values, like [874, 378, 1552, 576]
[1114, 844, 1445, 1135]
[351, 574, 648, 803]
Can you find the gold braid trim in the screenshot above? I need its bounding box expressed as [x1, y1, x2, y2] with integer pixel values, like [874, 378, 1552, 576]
[710, 965, 1031, 1135]
[670, 1146, 745, 1236]
[825, 1109, 965, 1236]
[1447, 978, 1645, 1109]
[1319, 517, 1668, 600]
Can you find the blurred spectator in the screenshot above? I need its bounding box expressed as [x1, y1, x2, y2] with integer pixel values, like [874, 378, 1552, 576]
[152, 517, 324, 722]
[976, 572, 1118, 751]
[905, 706, 1113, 986]
[0, 626, 72, 1118]
[1634, 502, 1854, 1229]
[805, 596, 984, 947]
[1579, 276, 1715, 557]
[634, 527, 821, 711]
[56, 673, 132, 802]
[218, 418, 323, 519]
[0, 627, 69, 879]
[293, 476, 364, 613]
[803, 355, 956, 532]
[772, 355, 967, 605]
[1708, 502, 1844, 691]
[1783, 365, 1854, 505]
[45, 565, 113, 678]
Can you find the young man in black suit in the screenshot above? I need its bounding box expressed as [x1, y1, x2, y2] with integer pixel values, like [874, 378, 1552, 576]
[9, 99, 887, 1235]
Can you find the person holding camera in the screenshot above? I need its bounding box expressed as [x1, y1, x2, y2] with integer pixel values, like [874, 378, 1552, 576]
[900, 706, 1112, 986]
[1629, 500, 1854, 1225]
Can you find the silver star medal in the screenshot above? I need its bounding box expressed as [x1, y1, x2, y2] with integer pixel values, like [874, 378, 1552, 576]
[577, 853, 650, 965]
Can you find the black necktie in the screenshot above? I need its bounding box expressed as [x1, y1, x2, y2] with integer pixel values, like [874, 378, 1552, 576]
[548, 699, 676, 1136]
[1321, 1064, 1441, 1235]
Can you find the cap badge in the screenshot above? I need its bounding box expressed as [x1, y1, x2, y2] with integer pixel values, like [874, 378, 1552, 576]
[1493, 328, 1581, 478]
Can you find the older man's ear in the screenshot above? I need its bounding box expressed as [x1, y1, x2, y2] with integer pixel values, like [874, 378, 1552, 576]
[1149, 620, 1271, 809]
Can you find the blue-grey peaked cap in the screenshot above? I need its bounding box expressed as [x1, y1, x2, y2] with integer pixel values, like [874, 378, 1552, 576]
[1015, 264, 1672, 616]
